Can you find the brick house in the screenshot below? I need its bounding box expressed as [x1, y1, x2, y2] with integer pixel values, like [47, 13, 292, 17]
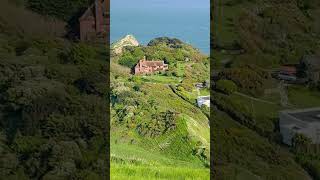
[134, 56, 168, 75]
[79, 0, 109, 42]
[277, 65, 298, 82]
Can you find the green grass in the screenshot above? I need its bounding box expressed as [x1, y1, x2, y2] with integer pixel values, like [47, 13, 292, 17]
[110, 115, 208, 168]
[212, 110, 311, 180]
[183, 114, 210, 148]
[111, 163, 209, 180]
[174, 88, 198, 104]
[140, 75, 182, 84]
[176, 62, 186, 77]
[110, 141, 202, 167]
[230, 93, 280, 132]
[288, 85, 320, 108]
[200, 88, 210, 96]
[214, 2, 243, 45]
[110, 83, 210, 179]
[143, 84, 208, 122]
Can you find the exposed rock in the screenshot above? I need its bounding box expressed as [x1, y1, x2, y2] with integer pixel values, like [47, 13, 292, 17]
[111, 35, 139, 55]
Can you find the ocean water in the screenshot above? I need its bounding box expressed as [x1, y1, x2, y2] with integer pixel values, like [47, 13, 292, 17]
[110, 1, 210, 54]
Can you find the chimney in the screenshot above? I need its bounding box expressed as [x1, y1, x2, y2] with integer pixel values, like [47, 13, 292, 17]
[95, 0, 103, 32]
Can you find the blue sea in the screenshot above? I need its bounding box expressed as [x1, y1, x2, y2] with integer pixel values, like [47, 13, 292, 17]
[110, 0, 210, 54]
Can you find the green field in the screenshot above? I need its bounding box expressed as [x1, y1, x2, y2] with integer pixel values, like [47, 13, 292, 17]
[176, 62, 186, 77]
[140, 75, 182, 84]
[111, 163, 209, 180]
[288, 85, 320, 108]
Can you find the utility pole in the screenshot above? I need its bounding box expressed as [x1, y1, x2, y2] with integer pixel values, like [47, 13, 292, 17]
[279, 80, 289, 107]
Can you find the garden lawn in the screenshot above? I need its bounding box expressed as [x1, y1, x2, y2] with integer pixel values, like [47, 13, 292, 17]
[140, 75, 182, 84]
[288, 85, 320, 108]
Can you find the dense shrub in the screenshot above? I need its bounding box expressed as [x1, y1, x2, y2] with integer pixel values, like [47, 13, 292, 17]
[0, 32, 108, 178]
[117, 37, 208, 69]
[292, 133, 312, 150]
[212, 93, 253, 129]
[67, 43, 96, 64]
[148, 37, 183, 48]
[215, 79, 237, 95]
[219, 65, 270, 96]
[118, 52, 138, 68]
[136, 111, 177, 137]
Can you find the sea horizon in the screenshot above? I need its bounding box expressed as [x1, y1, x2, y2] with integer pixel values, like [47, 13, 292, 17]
[111, 0, 210, 55]
[111, 34, 207, 55]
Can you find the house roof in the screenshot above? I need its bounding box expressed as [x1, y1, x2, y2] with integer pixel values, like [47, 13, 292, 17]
[140, 60, 166, 67]
[79, 0, 107, 21]
[79, 4, 95, 21]
[291, 110, 320, 123]
[197, 96, 210, 101]
[281, 107, 320, 123]
[280, 66, 297, 72]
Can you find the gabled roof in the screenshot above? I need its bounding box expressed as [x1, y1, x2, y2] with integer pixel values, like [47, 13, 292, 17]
[140, 60, 166, 67]
[79, 0, 107, 21]
[79, 4, 95, 21]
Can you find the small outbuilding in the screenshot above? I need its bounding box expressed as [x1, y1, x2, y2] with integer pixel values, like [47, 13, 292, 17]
[197, 96, 210, 107]
[279, 107, 320, 146]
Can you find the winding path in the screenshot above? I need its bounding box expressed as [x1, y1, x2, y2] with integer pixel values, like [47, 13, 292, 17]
[234, 92, 277, 105]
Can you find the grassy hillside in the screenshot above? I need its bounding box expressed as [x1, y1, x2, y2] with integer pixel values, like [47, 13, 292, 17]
[212, 0, 320, 179]
[212, 110, 311, 180]
[110, 37, 210, 179]
[0, 1, 66, 38]
[213, 0, 320, 67]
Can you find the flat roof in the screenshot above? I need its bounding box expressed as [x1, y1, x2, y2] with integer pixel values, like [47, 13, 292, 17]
[282, 107, 320, 123]
[290, 111, 320, 122]
[198, 96, 210, 100]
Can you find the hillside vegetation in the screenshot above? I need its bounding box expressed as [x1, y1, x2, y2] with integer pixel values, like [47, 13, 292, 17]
[0, 2, 109, 179]
[213, 0, 320, 68]
[110, 36, 210, 179]
[0, 1, 66, 38]
[212, 0, 320, 179]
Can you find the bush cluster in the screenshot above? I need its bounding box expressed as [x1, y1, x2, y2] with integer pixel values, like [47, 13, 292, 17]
[215, 79, 237, 95]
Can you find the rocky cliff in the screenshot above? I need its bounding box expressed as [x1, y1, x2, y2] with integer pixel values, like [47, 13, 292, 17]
[111, 34, 139, 55]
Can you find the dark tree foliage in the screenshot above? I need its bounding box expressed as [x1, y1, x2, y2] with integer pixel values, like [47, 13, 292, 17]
[219, 65, 270, 96]
[26, 0, 92, 21]
[148, 37, 184, 49]
[136, 110, 177, 138]
[25, 0, 94, 38]
[215, 79, 238, 95]
[0, 33, 108, 178]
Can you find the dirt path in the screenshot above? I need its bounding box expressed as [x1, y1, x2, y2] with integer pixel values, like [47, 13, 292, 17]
[234, 92, 277, 105]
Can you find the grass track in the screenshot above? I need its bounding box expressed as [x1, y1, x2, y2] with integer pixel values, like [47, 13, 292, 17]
[111, 163, 209, 180]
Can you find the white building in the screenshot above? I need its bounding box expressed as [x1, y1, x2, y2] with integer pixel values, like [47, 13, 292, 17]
[197, 96, 210, 107]
[279, 107, 320, 146]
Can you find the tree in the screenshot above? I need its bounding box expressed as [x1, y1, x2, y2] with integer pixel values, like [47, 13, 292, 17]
[118, 52, 137, 68]
[67, 43, 96, 64]
[292, 133, 312, 153]
[215, 80, 238, 95]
